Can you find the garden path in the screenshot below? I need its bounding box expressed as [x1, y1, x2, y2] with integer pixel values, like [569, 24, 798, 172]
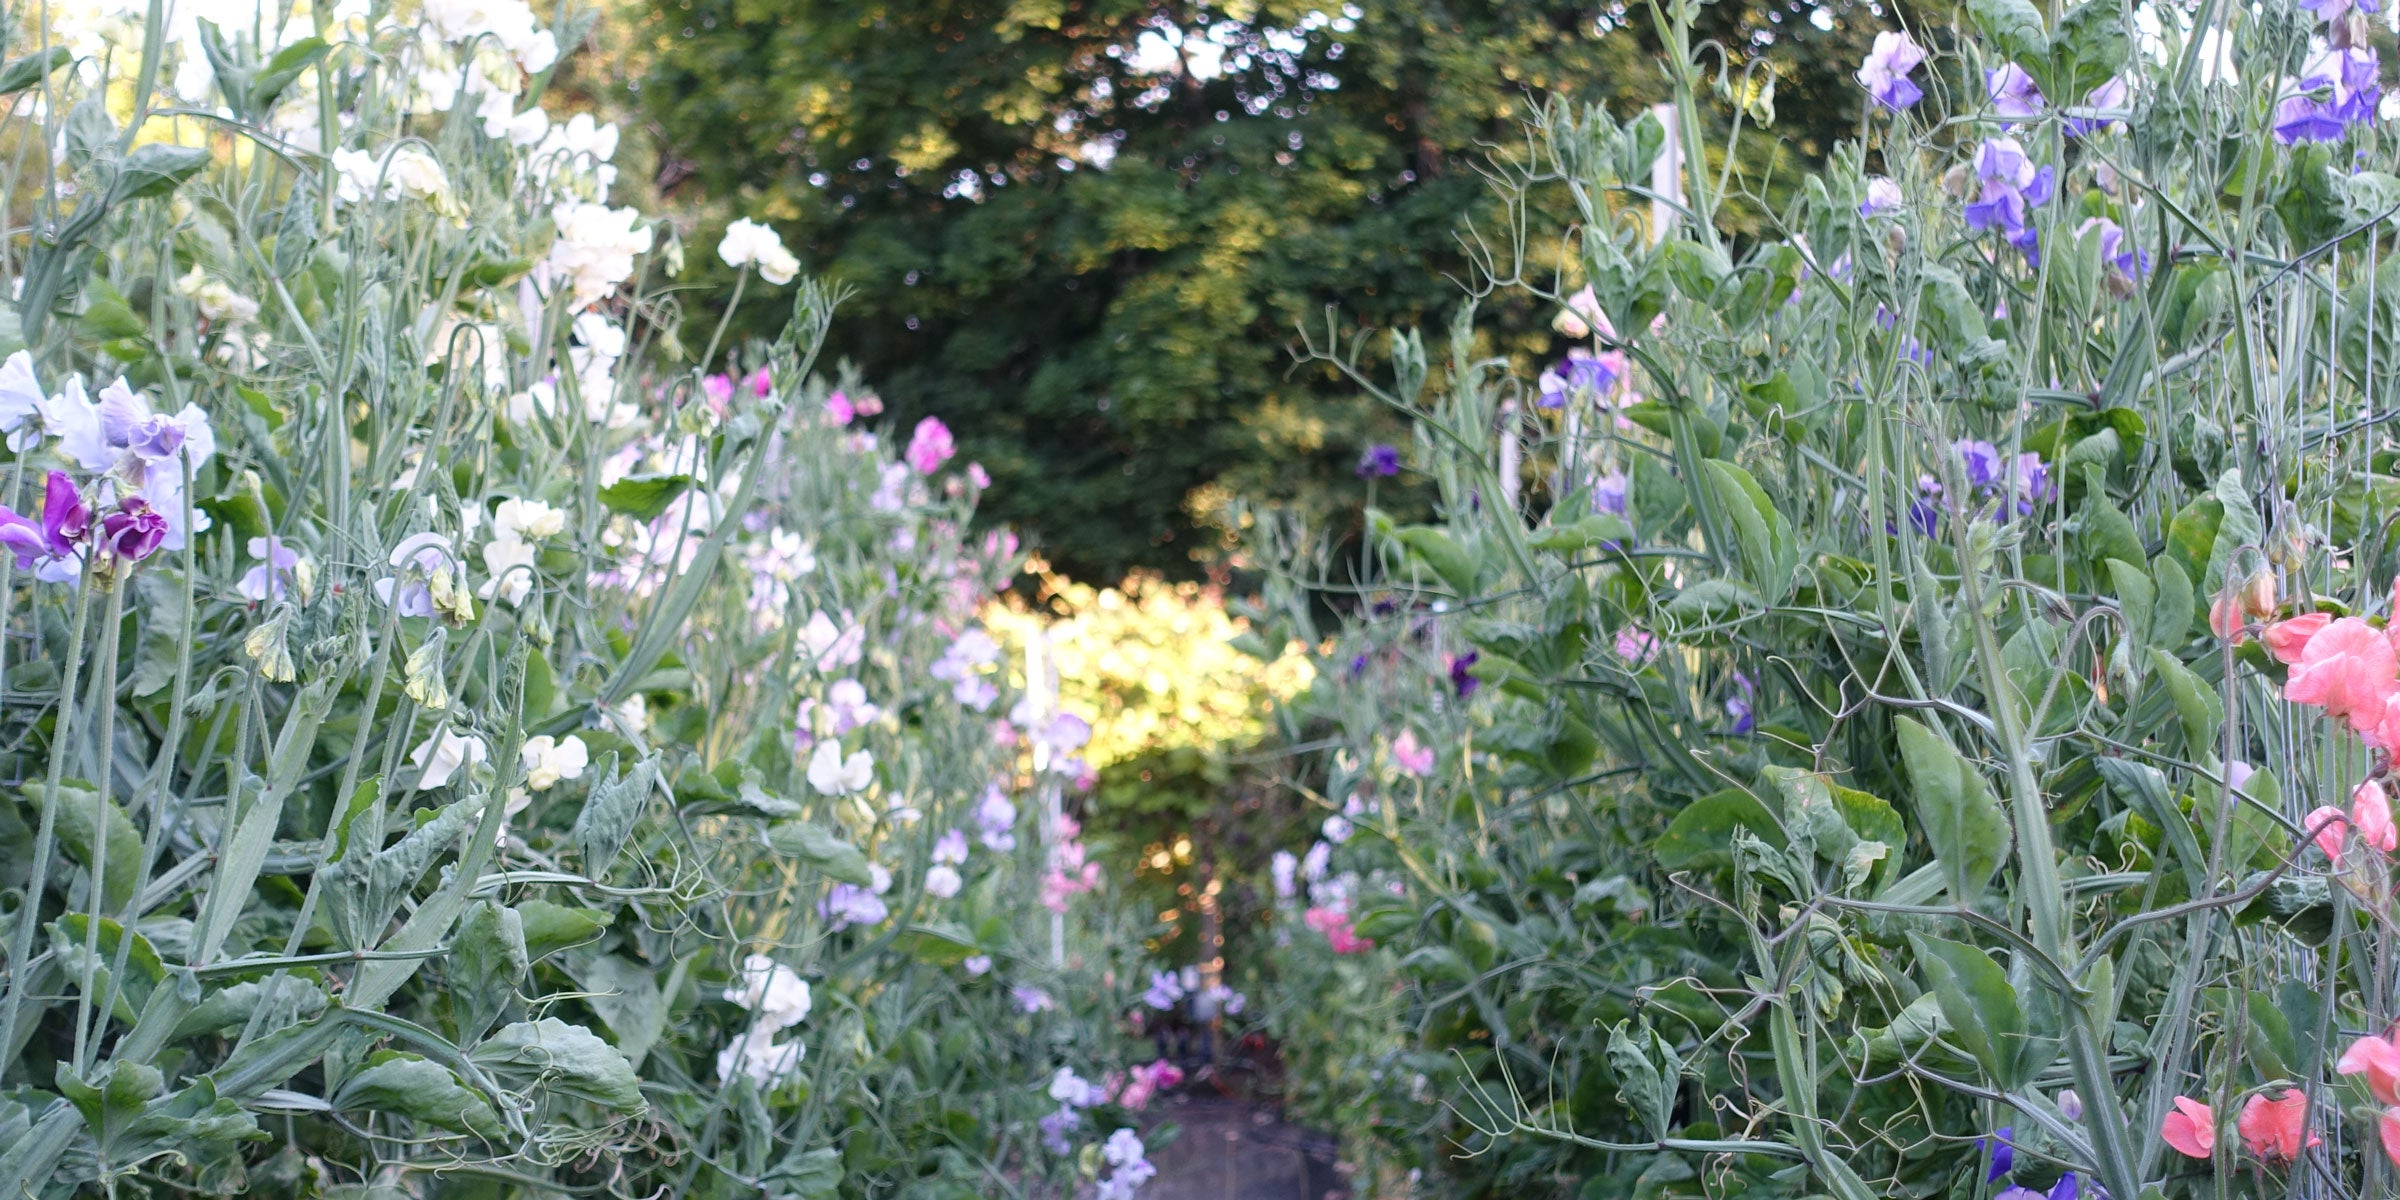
[1142, 1093, 1346, 1200]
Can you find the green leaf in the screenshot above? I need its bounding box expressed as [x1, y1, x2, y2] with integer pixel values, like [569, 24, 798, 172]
[109, 143, 212, 204]
[765, 819, 874, 885]
[1966, 0, 2052, 68]
[2200, 468, 2262, 598]
[1913, 934, 2043, 1089]
[49, 915, 164, 1022]
[2148, 649, 2223, 758]
[563, 952, 668, 1067]
[1606, 1020, 1678, 1139]
[1654, 789, 1785, 871]
[572, 752, 655, 875]
[1530, 514, 1636, 553]
[1393, 525, 1480, 595]
[449, 902, 528, 1045]
[890, 923, 981, 966]
[0, 47, 73, 95]
[1701, 459, 1797, 601]
[597, 473, 695, 521]
[2104, 559, 2155, 652]
[470, 1018, 645, 1114]
[1893, 716, 2009, 903]
[248, 37, 330, 113]
[334, 1052, 509, 1141]
[2050, 0, 2128, 98]
[28, 782, 142, 912]
[516, 900, 609, 962]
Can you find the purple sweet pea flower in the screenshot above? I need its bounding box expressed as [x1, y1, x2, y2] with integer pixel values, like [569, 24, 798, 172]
[2067, 76, 2128, 136]
[101, 497, 169, 562]
[1964, 138, 2054, 263]
[2009, 452, 2053, 514]
[2048, 1174, 2081, 1200]
[1447, 651, 1480, 698]
[1954, 440, 2004, 490]
[1356, 444, 1401, 477]
[1347, 653, 1370, 680]
[2075, 217, 2148, 281]
[1857, 30, 1927, 111]
[1859, 176, 1905, 217]
[1726, 671, 1756, 733]
[1987, 64, 2047, 119]
[1906, 476, 1943, 537]
[239, 536, 303, 602]
[2277, 47, 2382, 143]
[1982, 1126, 2016, 1180]
[1593, 470, 1629, 517]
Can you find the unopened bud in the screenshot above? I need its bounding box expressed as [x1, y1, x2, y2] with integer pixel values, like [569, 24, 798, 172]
[2242, 569, 2277, 620]
[1884, 222, 1909, 259]
[2208, 588, 2247, 641]
[2057, 1089, 2083, 1121]
[1939, 164, 1972, 199]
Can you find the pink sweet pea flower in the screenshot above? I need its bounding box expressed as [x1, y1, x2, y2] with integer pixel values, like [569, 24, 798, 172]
[2381, 1108, 2400, 1167]
[905, 417, 955, 475]
[2236, 1089, 2317, 1161]
[1391, 730, 1436, 777]
[2307, 805, 2352, 859]
[825, 391, 856, 425]
[2161, 1096, 2215, 1158]
[2262, 613, 2330, 664]
[2284, 618, 2396, 724]
[2340, 1032, 2400, 1105]
[2356, 779, 2398, 854]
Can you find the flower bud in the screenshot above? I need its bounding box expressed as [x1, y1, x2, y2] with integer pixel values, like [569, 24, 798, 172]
[1884, 221, 1909, 259]
[2242, 569, 2277, 619]
[2209, 588, 2244, 640]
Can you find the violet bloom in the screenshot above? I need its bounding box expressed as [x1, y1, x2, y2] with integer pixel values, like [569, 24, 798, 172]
[1356, 443, 1400, 477]
[1539, 348, 1618, 409]
[1726, 671, 1756, 734]
[1987, 64, 2046, 119]
[1141, 969, 1186, 1010]
[239, 536, 302, 602]
[1981, 1126, 2015, 1180]
[2075, 217, 2147, 282]
[2008, 452, 2053, 515]
[1038, 1106, 1079, 1154]
[1963, 137, 2055, 264]
[1447, 651, 1480, 698]
[905, 416, 956, 474]
[1859, 176, 1904, 217]
[1954, 439, 2004, 490]
[1857, 30, 1927, 111]
[0, 471, 92, 582]
[2275, 47, 2381, 144]
[1593, 470, 1629, 517]
[1906, 476, 1943, 538]
[100, 498, 168, 562]
[2067, 76, 2128, 136]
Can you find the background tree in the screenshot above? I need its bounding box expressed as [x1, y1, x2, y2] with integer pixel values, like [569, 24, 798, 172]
[624, 0, 1884, 579]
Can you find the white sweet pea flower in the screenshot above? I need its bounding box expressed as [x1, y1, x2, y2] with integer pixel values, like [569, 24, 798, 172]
[723, 954, 813, 1031]
[493, 496, 567, 540]
[0, 351, 43, 448]
[518, 734, 589, 791]
[478, 536, 538, 605]
[924, 864, 962, 898]
[542, 202, 653, 310]
[798, 611, 865, 670]
[715, 1025, 804, 1086]
[806, 740, 874, 796]
[409, 728, 489, 788]
[717, 218, 801, 285]
[173, 265, 260, 324]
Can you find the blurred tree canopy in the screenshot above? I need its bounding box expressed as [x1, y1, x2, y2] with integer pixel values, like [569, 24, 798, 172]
[630, 0, 1883, 579]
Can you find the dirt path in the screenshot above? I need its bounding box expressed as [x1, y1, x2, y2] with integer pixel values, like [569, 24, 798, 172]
[1141, 1094, 1346, 1200]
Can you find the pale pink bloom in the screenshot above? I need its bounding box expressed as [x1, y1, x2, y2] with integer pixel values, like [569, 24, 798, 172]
[2306, 804, 2352, 859]
[2237, 1090, 2317, 1161]
[2161, 1096, 2215, 1158]
[2340, 1032, 2400, 1105]
[1391, 730, 1435, 777]
[2382, 1108, 2400, 1167]
[1303, 906, 1372, 954]
[2357, 779, 2398, 854]
[2284, 617, 2396, 724]
[2262, 612, 2331, 664]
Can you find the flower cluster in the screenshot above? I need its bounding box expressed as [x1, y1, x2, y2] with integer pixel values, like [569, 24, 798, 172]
[1961, 137, 2056, 263]
[2275, 46, 2381, 144]
[716, 955, 812, 1086]
[0, 356, 216, 582]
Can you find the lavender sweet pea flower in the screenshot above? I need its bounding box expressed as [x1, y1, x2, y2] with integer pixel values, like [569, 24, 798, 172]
[2075, 217, 2148, 281]
[239, 536, 303, 602]
[1859, 176, 1904, 217]
[1593, 470, 1629, 517]
[1356, 444, 1400, 477]
[2009, 452, 2053, 514]
[1726, 671, 1756, 733]
[2067, 76, 2128, 136]
[1906, 476, 1943, 537]
[1954, 439, 2004, 490]
[1964, 138, 2054, 262]
[1857, 30, 1927, 111]
[1987, 64, 2046, 119]
[100, 497, 168, 562]
[2275, 94, 2348, 143]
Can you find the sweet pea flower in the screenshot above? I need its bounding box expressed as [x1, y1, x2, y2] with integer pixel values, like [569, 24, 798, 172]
[2308, 804, 2354, 859]
[1857, 30, 1927, 111]
[806, 741, 874, 796]
[519, 734, 589, 791]
[2356, 778, 2398, 853]
[723, 955, 813, 1031]
[1141, 970, 1186, 1010]
[2381, 1108, 2400, 1167]
[409, 728, 489, 789]
[1270, 849, 1299, 898]
[1356, 443, 1401, 478]
[1552, 285, 1609, 338]
[1859, 176, 1905, 217]
[0, 351, 43, 448]
[238, 536, 305, 603]
[1987, 63, 2046, 119]
[99, 498, 168, 562]
[0, 470, 91, 581]
[716, 217, 800, 285]
[2264, 613, 2332, 663]
[1013, 986, 1055, 1013]
[1963, 137, 2056, 263]
[715, 1025, 805, 1085]
[932, 828, 970, 865]
[1391, 730, 1436, 777]
[2237, 1089, 2318, 1161]
[2340, 1032, 2400, 1105]
[905, 417, 956, 475]
[924, 864, 962, 898]
[2161, 1096, 2217, 1158]
[2067, 76, 2128, 136]
[1448, 652, 1480, 697]
[2283, 617, 2396, 718]
[1980, 1127, 2016, 1180]
[962, 954, 993, 975]
[1594, 469, 1629, 517]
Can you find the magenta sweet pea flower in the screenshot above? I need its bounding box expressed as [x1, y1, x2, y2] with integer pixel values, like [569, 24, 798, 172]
[1857, 31, 1927, 111]
[905, 416, 955, 474]
[100, 497, 168, 562]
